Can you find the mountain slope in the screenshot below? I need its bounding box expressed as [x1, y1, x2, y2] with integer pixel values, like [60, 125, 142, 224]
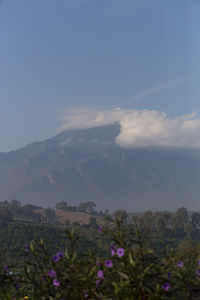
[0, 124, 200, 211]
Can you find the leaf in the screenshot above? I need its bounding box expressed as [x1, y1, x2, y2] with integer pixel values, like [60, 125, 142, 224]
[29, 242, 34, 252]
[88, 265, 97, 276]
[39, 238, 44, 246]
[65, 249, 69, 259]
[128, 253, 136, 266]
[118, 271, 129, 280]
[112, 281, 119, 293]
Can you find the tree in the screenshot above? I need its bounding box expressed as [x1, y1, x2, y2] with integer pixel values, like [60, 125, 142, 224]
[172, 207, 189, 236]
[114, 209, 128, 224]
[10, 199, 21, 207]
[44, 208, 56, 224]
[143, 210, 154, 228]
[21, 204, 40, 221]
[78, 202, 96, 214]
[9, 199, 22, 216]
[0, 207, 13, 222]
[64, 219, 70, 227]
[88, 216, 98, 229]
[191, 212, 200, 229]
[56, 201, 68, 210]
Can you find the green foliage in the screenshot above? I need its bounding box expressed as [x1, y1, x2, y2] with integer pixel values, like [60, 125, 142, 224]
[0, 207, 13, 222]
[2, 216, 200, 299]
[88, 217, 98, 229]
[0, 200, 41, 222]
[55, 200, 102, 215]
[78, 202, 96, 213]
[43, 208, 57, 224]
[55, 201, 68, 210]
[3, 205, 200, 298]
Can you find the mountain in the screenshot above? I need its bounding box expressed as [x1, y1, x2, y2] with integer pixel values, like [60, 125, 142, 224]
[1, 124, 200, 211]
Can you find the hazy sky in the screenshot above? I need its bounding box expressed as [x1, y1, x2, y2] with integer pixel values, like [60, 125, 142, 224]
[0, 0, 200, 152]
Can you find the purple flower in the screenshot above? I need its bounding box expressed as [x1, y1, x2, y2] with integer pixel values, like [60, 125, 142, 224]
[24, 244, 29, 252]
[111, 249, 115, 256]
[110, 244, 116, 256]
[117, 248, 125, 257]
[52, 251, 64, 262]
[110, 244, 116, 249]
[167, 271, 171, 279]
[198, 259, 200, 266]
[40, 275, 45, 282]
[13, 282, 19, 291]
[162, 282, 170, 291]
[4, 266, 9, 272]
[53, 278, 60, 287]
[57, 251, 64, 259]
[104, 259, 113, 268]
[186, 284, 194, 291]
[98, 226, 103, 233]
[196, 270, 200, 278]
[177, 261, 184, 268]
[96, 279, 101, 287]
[96, 260, 101, 267]
[84, 290, 89, 298]
[48, 269, 56, 278]
[52, 255, 59, 262]
[97, 270, 104, 278]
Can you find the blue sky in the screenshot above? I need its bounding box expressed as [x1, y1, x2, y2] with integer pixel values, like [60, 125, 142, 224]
[0, 0, 200, 152]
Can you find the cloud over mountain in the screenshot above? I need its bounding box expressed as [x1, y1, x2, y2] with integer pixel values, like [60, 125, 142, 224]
[57, 108, 200, 148]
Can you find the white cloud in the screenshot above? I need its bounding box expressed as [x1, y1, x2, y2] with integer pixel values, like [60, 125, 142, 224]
[56, 108, 200, 148]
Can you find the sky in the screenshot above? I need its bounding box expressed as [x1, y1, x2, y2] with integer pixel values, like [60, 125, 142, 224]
[0, 0, 200, 152]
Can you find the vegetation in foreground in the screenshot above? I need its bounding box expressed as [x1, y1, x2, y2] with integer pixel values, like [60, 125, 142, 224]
[1, 211, 200, 299]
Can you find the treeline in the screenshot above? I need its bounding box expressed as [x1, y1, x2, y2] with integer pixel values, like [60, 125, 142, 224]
[1, 204, 200, 270]
[1, 199, 200, 240]
[0, 199, 105, 225]
[129, 207, 200, 239]
[55, 200, 104, 216]
[0, 199, 41, 222]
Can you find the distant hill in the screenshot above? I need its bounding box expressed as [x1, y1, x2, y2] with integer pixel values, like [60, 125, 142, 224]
[1, 124, 200, 211]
